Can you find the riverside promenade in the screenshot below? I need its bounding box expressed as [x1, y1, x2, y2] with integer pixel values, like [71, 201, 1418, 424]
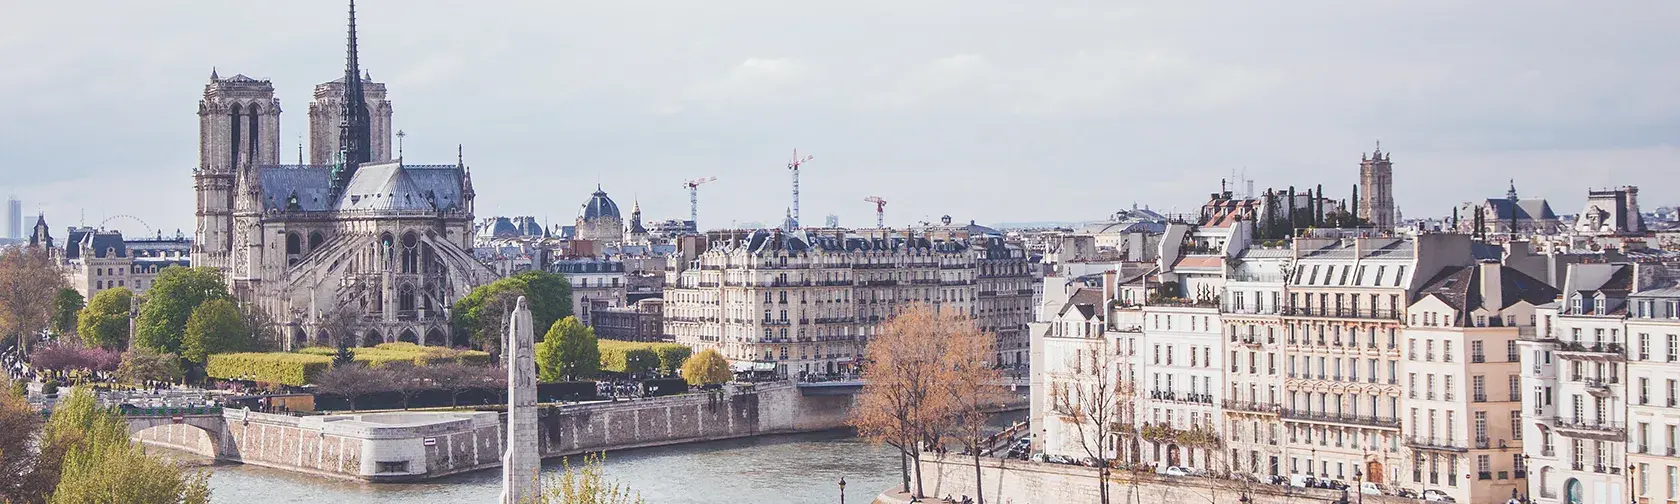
[874, 454, 1419, 504]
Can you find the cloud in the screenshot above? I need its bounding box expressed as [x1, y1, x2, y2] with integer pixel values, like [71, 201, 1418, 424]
[1, 0, 1678, 234]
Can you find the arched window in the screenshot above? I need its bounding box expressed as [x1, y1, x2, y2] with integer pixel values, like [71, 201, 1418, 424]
[1563, 478, 1581, 504]
[286, 232, 302, 255]
[401, 232, 418, 274]
[308, 231, 325, 252]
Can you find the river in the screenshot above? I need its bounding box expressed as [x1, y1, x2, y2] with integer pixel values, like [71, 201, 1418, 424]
[202, 410, 1025, 504]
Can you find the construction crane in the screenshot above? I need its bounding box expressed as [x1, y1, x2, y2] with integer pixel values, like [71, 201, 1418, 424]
[682, 176, 717, 229]
[786, 149, 813, 229]
[864, 196, 887, 229]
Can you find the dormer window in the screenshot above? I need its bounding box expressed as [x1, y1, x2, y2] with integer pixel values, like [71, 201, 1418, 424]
[1571, 295, 1583, 314]
[1594, 293, 1607, 316]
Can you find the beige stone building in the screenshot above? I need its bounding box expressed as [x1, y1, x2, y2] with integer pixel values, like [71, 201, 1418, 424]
[1280, 234, 1473, 487]
[1358, 145, 1396, 230]
[664, 229, 1035, 377]
[1401, 261, 1556, 503]
[61, 226, 192, 299]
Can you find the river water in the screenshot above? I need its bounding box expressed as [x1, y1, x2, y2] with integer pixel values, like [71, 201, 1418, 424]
[203, 410, 1024, 504]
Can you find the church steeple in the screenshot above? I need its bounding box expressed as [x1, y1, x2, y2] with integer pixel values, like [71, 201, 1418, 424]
[329, 0, 374, 202]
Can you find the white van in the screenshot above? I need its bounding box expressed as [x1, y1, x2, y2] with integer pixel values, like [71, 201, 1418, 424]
[1289, 474, 1314, 488]
[1360, 482, 1384, 495]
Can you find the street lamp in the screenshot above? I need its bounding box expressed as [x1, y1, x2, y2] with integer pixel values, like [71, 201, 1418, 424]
[838, 476, 846, 504]
[1354, 468, 1364, 504]
[1628, 464, 1637, 504]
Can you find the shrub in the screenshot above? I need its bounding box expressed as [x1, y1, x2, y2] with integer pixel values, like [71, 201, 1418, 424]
[206, 352, 332, 387]
[599, 340, 692, 375]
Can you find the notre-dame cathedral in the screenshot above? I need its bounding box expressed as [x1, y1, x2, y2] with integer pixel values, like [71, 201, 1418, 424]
[191, 1, 495, 349]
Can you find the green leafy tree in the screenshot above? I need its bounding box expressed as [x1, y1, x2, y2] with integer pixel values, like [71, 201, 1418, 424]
[454, 271, 572, 355]
[135, 267, 231, 354]
[537, 316, 599, 382]
[681, 349, 731, 387]
[76, 287, 132, 350]
[180, 298, 250, 364]
[333, 345, 357, 367]
[50, 288, 84, 338]
[117, 347, 184, 387]
[41, 389, 210, 504]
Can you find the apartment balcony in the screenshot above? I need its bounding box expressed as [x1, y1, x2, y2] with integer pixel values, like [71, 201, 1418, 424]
[1278, 409, 1401, 429]
[1149, 390, 1214, 405]
[1404, 436, 1470, 452]
[1221, 399, 1280, 415]
[1516, 326, 1551, 342]
[1474, 437, 1508, 450]
[1282, 306, 1402, 321]
[1593, 464, 1622, 475]
[1471, 354, 1486, 363]
[1239, 335, 1263, 348]
[1555, 341, 1626, 361]
[1583, 378, 1617, 397]
[1553, 418, 1626, 440]
[1473, 394, 1488, 403]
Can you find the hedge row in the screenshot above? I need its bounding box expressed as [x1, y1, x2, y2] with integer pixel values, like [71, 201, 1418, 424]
[295, 343, 492, 367]
[598, 340, 691, 374]
[206, 353, 332, 387]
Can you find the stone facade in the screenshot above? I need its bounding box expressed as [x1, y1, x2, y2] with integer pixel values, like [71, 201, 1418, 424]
[1358, 146, 1396, 230]
[892, 455, 1416, 504]
[190, 5, 495, 349]
[664, 229, 1036, 377]
[60, 226, 191, 298]
[131, 383, 853, 482]
[503, 297, 539, 504]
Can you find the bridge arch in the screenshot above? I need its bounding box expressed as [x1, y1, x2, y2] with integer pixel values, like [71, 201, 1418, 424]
[126, 415, 223, 458]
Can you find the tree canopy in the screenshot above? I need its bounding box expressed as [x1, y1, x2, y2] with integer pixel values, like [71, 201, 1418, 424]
[117, 347, 184, 386]
[76, 287, 132, 350]
[681, 349, 731, 387]
[453, 270, 571, 354]
[135, 267, 231, 354]
[20, 389, 211, 503]
[0, 247, 66, 355]
[181, 298, 250, 364]
[50, 288, 84, 338]
[537, 316, 599, 382]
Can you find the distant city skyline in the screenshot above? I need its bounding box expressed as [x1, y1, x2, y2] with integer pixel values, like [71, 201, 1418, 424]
[3, 1, 1678, 236]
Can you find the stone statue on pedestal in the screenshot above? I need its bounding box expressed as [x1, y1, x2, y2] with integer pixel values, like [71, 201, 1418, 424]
[501, 296, 539, 504]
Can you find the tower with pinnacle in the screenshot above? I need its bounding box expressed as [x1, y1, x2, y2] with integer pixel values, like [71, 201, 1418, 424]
[1358, 143, 1395, 230]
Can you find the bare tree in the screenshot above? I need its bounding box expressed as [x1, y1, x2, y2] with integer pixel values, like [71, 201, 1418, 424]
[1047, 336, 1138, 504]
[941, 322, 1008, 504]
[314, 365, 394, 411]
[422, 362, 478, 407]
[850, 303, 957, 498]
[0, 247, 66, 357]
[390, 364, 430, 410]
[318, 303, 364, 349]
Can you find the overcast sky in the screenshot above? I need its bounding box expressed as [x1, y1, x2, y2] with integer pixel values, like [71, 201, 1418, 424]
[2, 0, 1677, 236]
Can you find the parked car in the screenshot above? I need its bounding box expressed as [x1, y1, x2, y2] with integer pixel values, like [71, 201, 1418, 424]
[1359, 481, 1384, 495]
[1289, 474, 1316, 488]
[1422, 489, 1456, 502]
[1392, 488, 1419, 499]
[1162, 466, 1191, 477]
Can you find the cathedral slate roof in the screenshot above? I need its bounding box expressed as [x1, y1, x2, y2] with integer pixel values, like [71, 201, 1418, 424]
[257, 162, 465, 213]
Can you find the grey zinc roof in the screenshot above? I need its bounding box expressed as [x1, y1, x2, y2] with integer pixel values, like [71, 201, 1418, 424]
[259, 163, 464, 213]
[259, 165, 333, 211]
[338, 162, 437, 212]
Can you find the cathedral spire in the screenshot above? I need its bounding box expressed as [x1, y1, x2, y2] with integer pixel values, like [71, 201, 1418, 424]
[330, 0, 374, 202]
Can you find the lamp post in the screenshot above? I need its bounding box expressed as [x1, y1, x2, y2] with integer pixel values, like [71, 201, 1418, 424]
[838, 476, 846, 504]
[1354, 468, 1365, 504]
[1628, 464, 1636, 504]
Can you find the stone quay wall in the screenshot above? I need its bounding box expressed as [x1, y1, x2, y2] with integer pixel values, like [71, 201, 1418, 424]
[886, 455, 1416, 504]
[133, 382, 856, 481]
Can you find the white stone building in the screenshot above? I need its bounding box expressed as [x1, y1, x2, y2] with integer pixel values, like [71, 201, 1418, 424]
[1628, 286, 1680, 504]
[1400, 261, 1557, 503]
[1521, 262, 1643, 504]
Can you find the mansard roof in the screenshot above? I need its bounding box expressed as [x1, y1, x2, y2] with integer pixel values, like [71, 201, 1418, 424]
[1484, 198, 1558, 221]
[1416, 263, 1559, 318]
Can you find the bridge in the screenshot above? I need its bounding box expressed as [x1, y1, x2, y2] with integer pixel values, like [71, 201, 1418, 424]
[119, 406, 227, 457]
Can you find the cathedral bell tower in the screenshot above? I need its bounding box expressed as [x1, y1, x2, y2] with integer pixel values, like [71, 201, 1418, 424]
[1358, 143, 1395, 230]
[193, 69, 281, 271]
